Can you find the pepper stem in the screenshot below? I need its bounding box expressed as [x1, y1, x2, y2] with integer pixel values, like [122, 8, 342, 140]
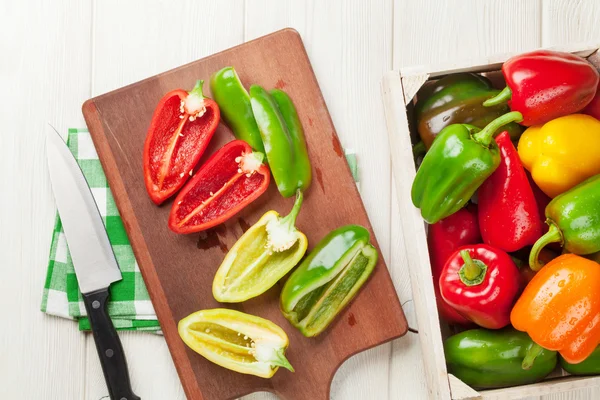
[188, 80, 206, 98]
[483, 86, 512, 107]
[529, 221, 563, 271]
[280, 190, 304, 230]
[458, 250, 487, 286]
[522, 343, 544, 370]
[472, 111, 524, 147]
[412, 141, 427, 158]
[270, 348, 295, 372]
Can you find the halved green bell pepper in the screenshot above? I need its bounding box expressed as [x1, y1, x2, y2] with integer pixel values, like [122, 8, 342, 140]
[445, 328, 557, 389]
[411, 111, 523, 224]
[280, 225, 377, 337]
[213, 192, 307, 302]
[560, 345, 600, 375]
[209, 67, 265, 153]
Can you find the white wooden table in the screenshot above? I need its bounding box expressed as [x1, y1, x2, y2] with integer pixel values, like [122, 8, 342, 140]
[2, 0, 600, 399]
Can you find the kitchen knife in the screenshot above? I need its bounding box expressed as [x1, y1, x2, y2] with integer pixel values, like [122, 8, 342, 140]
[46, 127, 140, 400]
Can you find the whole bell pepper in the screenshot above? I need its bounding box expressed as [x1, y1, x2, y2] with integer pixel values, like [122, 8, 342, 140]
[168, 140, 270, 234]
[209, 67, 265, 153]
[427, 205, 480, 325]
[270, 89, 312, 193]
[444, 328, 557, 389]
[511, 254, 600, 365]
[518, 114, 600, 198]
[213, 192, 308, 302]
[529, 174, 600, 271]
[484, 50, 599, 126]
[250, 85, 312, 198]
[560, 346, 600, 376]
[178, 308, 294, 378]
[143, 80, 220, 205]
[583, 81, 600, 120]
[439, 244, 520, 329]
[478, 131, 542, 252]
[415, 73, 523, 149]
[411, 111, 523, 224]
[280, 225, 378, 337]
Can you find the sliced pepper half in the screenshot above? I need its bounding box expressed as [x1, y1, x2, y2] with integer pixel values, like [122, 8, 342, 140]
[213, 191, 308, 302]
[178, 308, 294, 378]
[280, 225, 378, 337]
[168, 140, 270, 234]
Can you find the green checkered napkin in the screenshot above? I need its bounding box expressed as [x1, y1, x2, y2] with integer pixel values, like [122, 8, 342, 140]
[40, 129, 360, 332]
[41, 129, 160, 331]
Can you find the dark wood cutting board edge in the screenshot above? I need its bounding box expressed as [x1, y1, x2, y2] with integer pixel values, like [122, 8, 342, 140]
[83, 28, 407, 400]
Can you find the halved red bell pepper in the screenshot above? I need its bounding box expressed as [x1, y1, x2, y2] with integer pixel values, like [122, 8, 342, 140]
[143, 80, 220, 205]
[439, 244, 521, 329]
[478, 131, 542, 252]
[484, 50, 599, 126]
[168, 140, 269, 234]
[428, 205, 480, 325]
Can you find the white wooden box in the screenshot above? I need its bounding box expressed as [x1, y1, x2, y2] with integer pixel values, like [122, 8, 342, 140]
[381, 43, 600, 400]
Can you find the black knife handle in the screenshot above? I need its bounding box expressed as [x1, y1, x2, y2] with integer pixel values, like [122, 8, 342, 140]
[83, 288, 141, 400]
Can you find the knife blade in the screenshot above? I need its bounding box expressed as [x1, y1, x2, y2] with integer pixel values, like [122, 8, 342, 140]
[46, 126, 140, 400]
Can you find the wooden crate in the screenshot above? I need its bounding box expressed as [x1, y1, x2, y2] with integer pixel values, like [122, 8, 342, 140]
[381, 43, 600, 400]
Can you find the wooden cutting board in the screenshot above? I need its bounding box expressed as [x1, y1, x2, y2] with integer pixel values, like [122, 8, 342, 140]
[83, 28, 407, 400]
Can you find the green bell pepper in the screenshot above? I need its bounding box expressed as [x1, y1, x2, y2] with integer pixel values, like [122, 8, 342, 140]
[445, 328, 557, 389]
[411, 111, 523, 224]
[270, 89, 312, 193]
[250, 85, 312, 198]
[415, 73, 523, 150]
[280, 225, 377, 337]
[560, 346, 600, 375]
[530, 174, 600, 271]
[209, 67, 265, 153]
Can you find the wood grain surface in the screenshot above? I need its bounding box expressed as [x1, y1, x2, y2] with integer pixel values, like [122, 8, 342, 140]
[82, 29, 407, 400]
[5, 1, 600, 399]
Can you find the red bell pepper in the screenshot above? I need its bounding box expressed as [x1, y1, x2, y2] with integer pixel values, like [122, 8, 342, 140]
[478, 131, 542, 252]
[427, 205, 480, 325]
[439, 244, 521, 329]
[583, 81, 600, 120]
[143, 80, 220, 205]
[484, 50, 599, 126]
[168, 140, 269, 234]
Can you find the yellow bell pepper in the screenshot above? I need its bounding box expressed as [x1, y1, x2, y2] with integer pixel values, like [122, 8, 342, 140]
[518, 114, 600, 198]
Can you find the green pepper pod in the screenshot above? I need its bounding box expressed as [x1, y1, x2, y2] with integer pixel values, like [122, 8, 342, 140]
[445, 328, 557, 389]
[270, 89, 312, 193]
[280, 225, 377, 337]
[213, 192, 307, 302]
[250, 85, 297, 198]
[411, 111, 523, 224]
[415, 73, 523, 150]
[530, 174, 600, 271]
[560, 346, 600, 375]
[209, 67, 265, 153]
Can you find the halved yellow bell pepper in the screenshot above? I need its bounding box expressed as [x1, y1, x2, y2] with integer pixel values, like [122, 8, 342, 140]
[518, 114, 600, 198]
[178, 308, 294, 378]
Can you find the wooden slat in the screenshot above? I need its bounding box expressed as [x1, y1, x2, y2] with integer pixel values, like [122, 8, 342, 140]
[87, 1, 245, 399]
[393, 0, 542, 70]
[542, 0, 600, 46]
[0, 0, 91, 399]
[245, 1, 398, 399]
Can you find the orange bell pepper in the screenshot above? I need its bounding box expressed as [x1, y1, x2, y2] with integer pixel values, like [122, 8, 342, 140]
[511, 254, 600, 365]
